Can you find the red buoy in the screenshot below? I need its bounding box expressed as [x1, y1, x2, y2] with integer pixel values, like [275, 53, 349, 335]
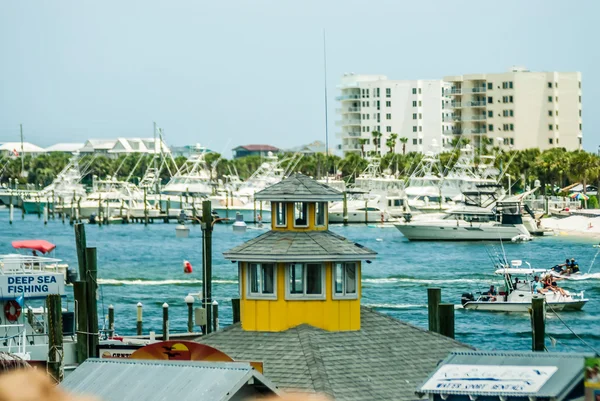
[183, 260, 193, 274]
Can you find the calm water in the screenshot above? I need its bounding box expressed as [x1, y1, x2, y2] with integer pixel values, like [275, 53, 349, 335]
[1, 208, 599, 353]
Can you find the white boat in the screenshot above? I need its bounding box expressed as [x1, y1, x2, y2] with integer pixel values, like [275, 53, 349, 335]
[395, 201, 531, 241]
[461, 263, 588, 312]
[21, 154, 87, 214]
[403, 151, 454, 214]
[329, 190, 390, 223]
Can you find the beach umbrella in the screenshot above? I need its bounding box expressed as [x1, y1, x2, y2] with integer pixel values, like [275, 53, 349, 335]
[569, 192, 589, 200]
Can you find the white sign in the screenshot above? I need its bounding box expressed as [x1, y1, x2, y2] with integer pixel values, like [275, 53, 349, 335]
[0, 274, 65, 299]
[421, 364, 558, 394]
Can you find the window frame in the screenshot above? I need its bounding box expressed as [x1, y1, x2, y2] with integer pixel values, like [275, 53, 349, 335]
[315, 202, 327, 227]
[293, 202, 309, 228]
[333, 262, 359, 300]
[275, 202, 287, 228]
[285, 263, 326, 300]
[246, 262, 277, 300]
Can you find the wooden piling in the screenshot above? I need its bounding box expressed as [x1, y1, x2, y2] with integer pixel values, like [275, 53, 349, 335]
[85, 247, 99, 357]
[162, 302, 169, 341]
[212, 300, 219, 332]
[202, 200, 214, 334]
[74, 223, 87, 278]
[531, 297, 545, 351]
[186, 297, 194, 333]
[46, 294, 64, 382]
[73, 281, 88, 363]
[259, 201, 263, 223]
[364, 199, 368, 224]
[61, 197, 65, 224]
[37, 196, 41, 218]
[108, 304, 114, 339]
[9, 204, 13, 225]
[438, 303, 455, 339]
[343, 192, 348, 226]
[43, 206, 48, 225]
[136, 302, 143, 335]
[143, 187, 148, 226]
[51, 190, 55, 219]
[253, 195, 257, 224]
[427, 288, 441, 334]
[232, 298, 240, 324]
[166, 198, 170, 223]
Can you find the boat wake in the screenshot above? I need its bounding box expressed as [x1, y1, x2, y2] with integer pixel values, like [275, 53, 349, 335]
[362, 276, 488, 285]
[97, 278, 238, 286]
[557, 272, 600, 281]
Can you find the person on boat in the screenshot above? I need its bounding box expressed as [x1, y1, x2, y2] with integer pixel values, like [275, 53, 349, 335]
[533, 276, 547, 294]
[485, 285, 497, 302]
[550, 281, 569, 297]
[570, 258, 580, 274]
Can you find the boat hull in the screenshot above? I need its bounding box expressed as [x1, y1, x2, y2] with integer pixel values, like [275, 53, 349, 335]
[395, 223, 529, 241]
[463, 300, 587, 312]
[329, 211, 388, 224]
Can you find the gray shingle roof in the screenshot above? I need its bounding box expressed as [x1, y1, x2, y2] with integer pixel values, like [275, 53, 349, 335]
[61, 359, 280, 401]
[198, 307, 473, 401]
[223, 230, 377, 262]
[417, 351, 594, 401]
[255, 173, 343, 201]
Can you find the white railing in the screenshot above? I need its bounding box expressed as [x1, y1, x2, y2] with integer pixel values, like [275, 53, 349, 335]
[0, 255, 62, 275]
[0, 324, 28, 357]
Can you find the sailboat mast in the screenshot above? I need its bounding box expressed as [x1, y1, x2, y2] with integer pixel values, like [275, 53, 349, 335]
[322, 29, 329, 183]
[20, 123, 24, 176]
[153, 122, 159, 193]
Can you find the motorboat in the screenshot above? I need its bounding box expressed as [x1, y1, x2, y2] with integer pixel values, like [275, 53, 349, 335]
[21, 154, 87, 214]
[395, 199, 531, 241]
[403, 151, 454, 214]
[329, 190, 390, 223]
[461, 262, 588, 312]
[10, 240, 75, 282]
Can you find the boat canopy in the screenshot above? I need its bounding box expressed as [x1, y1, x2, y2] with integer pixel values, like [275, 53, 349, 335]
[12, 240, 56, 254]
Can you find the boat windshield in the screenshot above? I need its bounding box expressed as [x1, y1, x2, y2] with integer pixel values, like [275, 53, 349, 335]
[443, 212, 493, 222]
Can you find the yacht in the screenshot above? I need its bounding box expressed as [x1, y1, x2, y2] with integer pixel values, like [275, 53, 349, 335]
[395, 185, 531, 240]
[403, 152, 454, 214]
[461, 262, 587, 312]
[21, 154, 87, 214]
[329, 190, 390, 223]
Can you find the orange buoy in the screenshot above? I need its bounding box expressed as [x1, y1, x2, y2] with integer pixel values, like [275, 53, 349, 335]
[183, 260, 193, 274]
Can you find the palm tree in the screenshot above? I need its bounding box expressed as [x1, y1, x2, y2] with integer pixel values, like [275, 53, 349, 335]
[567, 150, 595, 208]
[371, 131, 382, 155]
[399, 137, 408, 156]
[387, 133, 398, 154]
[358, 138, 368, 158]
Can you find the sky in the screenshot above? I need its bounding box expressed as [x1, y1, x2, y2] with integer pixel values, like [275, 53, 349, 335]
[0, 0, 598, 156]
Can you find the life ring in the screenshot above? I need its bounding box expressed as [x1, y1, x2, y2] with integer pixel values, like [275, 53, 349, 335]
[4, 300, 21, 322]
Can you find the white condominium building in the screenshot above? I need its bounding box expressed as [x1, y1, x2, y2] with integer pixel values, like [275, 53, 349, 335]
[443, 67, 582, 151]
[336, 74, 448, 156]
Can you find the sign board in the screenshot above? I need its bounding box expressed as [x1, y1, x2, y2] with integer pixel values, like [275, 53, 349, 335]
[0, 273, 65, 299]
[421, 364, 557, 394]
[195, 307, 207, 326]
[98, 344, 143, 359]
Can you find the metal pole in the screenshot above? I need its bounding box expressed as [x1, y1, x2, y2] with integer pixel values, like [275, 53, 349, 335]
[427, 288, 441, 333]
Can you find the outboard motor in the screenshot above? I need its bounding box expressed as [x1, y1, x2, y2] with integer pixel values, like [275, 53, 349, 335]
[461, 293, 475, 306]
[66, 267, 78, 285]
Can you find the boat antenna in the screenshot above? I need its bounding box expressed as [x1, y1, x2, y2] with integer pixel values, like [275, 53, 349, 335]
[19, 123, 24, 176]
[322, 29, 329, 183]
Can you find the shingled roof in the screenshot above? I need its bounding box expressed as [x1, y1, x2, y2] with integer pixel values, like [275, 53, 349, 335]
[223, 230, 376, 262]
[198, 307, 473, 401]
[255, 173, 343, 201]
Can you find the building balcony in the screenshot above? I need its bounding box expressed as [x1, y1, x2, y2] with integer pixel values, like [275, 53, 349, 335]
[463, 101, 486, 108]
[442, 115, 462, 122]
[451, 129, 463, 135]
[336, 119, 361, 126]
[449, 102, 462, 108]
[336, 107, 360, 113]
[336, 94, 361, 101]
[443, 88, 462, 96]
[463, 115, 487, 121]
[463, 128, 487, 134]
[341, 131, 362, 138]
[471, 87, 487, 93]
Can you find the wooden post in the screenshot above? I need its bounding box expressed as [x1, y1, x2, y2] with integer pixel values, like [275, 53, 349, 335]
[51, 190, 55, 219]
[259, 201, 263, 223]
[364, 199, 368, 224]
[162, 302, 169, 341]
[73, 281, 88, 363]
[232, 298, 241, 324]
[85, 247, 99, 357]
[143, 187, 148, 226]
[253, 193, 257, 224]
[46, 294, 64, 382]
[185, 295, 194, 333]
[166, 198, 170, 222]
[37, 196, 41, 218]
[438, 303, 455, 339]
[9, 204, 13, 225]
[76, 198, 81, 223]
[97, 194, 102, 226]
[108, 304, 115, 339]
[427, 288, 441, 334]
[43, 206, 48, 225]
[136, 302, 143, 335]
[225, 191, 229, 220]
[61, 197, 65, 224]
[74, 223, 87, 279]
[212, 300, 219, 332]
[202, 200, 214, 334]
[343, 192, 348, 226]
[531, 297, 545, 351]
[192, 197, 197, 224]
